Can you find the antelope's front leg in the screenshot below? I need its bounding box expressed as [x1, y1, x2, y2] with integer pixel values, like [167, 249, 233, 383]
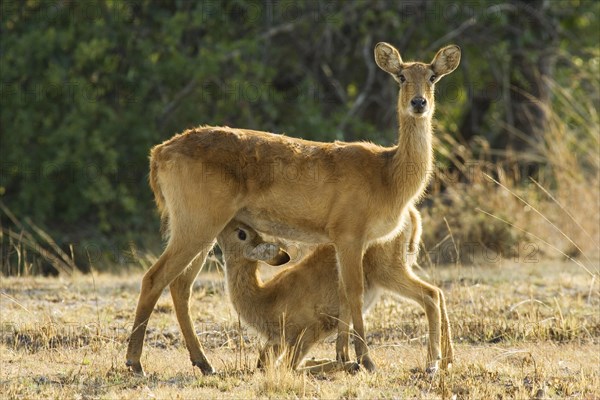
[336, 242, 376, 372]
[335, 279, 350, 363]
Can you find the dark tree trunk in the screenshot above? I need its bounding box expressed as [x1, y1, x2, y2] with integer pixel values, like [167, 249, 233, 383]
[459, 94, 492, 145]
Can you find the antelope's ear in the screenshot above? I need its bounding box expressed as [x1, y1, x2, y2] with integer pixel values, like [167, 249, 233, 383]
[431, 45, 461, 78]
[246, 243, 291, 266]
[374, 42, 403, 75]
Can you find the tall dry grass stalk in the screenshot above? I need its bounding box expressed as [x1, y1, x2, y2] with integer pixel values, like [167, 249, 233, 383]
[256, 341, 308, 397]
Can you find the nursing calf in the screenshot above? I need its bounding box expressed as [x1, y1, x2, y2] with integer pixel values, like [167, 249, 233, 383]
[218, 206, 453, 373]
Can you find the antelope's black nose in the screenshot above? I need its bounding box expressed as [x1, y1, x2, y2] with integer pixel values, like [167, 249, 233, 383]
[411, 97, 427, 111]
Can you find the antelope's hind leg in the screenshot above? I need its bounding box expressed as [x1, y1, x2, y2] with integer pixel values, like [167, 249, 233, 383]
[439, 290, 454, 369]
[170, 256, 215, 374]
[126, 210, 234, 375]
[379, 270, 445, 373]
[126, 242, 212, 375]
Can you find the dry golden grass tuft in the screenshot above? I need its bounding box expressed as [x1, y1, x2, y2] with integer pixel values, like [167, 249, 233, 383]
[1, 260, 598, 399]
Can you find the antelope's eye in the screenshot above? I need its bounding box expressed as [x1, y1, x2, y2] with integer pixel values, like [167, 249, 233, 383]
[237, 229, 247, 241]
[430, 75, 436, 83]
[398, 74, 406, 83]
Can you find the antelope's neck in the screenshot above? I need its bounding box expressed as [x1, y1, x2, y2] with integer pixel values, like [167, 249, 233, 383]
[225, 260, 262, 309]
[392, 114, 434, 203]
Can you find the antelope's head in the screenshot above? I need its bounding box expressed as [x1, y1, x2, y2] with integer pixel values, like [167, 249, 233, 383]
[374, 43, 461, 118]
[218, 221, 291, 267]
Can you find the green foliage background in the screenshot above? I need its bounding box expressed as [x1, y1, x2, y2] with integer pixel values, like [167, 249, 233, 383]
[1, 0, 598, 270]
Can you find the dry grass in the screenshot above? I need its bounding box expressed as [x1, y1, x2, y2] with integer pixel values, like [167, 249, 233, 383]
[0, 202, 77, 277]
[1, 259, 598, 399]
[421, 70, 600, 270]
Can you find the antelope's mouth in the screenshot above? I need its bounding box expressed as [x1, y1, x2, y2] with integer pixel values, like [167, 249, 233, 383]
[409, 107, 428, 117]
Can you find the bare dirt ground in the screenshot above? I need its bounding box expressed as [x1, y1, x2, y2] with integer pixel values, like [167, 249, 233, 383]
[1, 260, 598, 399]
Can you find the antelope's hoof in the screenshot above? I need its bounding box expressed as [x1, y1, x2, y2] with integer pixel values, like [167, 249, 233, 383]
[344, 361, 361, 374]
[125, 360, 146, 376]
[360, 356, 376, 372]
[441, 357, 453, 370]
[441, 361, 453, 370]
[425, 364, 439, 376]
[192, 360, 216, 375]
